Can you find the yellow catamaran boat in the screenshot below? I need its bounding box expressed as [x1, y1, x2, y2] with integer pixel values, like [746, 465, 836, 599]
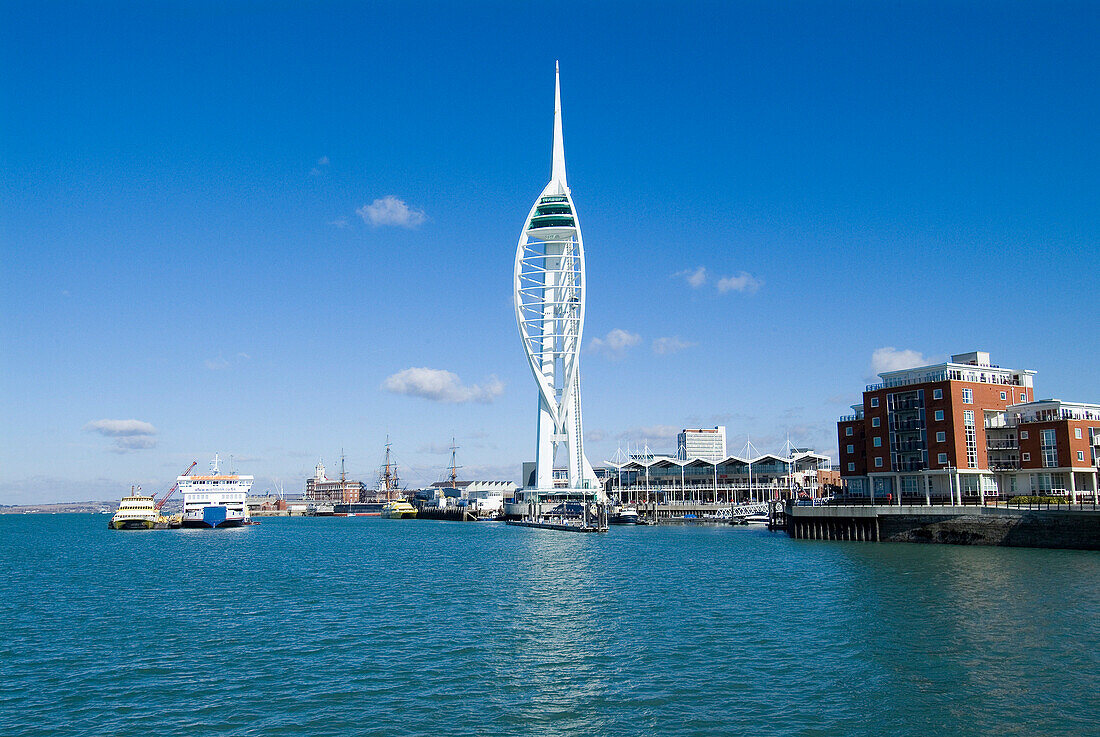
[380, 500, 417, 519]
[108, 487, 161, 530]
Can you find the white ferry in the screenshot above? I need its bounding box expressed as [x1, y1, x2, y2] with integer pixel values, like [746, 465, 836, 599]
[178, 453, 253, 528]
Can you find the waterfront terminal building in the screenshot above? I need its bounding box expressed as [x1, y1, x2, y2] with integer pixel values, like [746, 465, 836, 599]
[606, 449, 831, 505]
[838, 351, 1100, 502]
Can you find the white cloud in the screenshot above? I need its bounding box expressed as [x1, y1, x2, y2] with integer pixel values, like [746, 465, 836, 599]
[84, 419, 157, 453]
[113, 437, 157, 452]
[357, 196, 427, 228]
[716, 271, 762, 294]
[674, 266, 708, 288]
[310, 156, 330, 176]
[871, 347, 930, 375]
[652, 336, 696, 355]
[616, 425, 681, 442]
[84, 419, 157, 437]
[205, 353, 249, 370]
[383, 367, 503, 404]
[329, 216, 350, 229]
[588, 328, 642, 358]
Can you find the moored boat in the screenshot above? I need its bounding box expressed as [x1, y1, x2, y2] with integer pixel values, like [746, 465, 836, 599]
[109, 487, 160, 530]
[380, 500, 417, 519]
[609, 506, 640, 524]
[178, 453, 253, 528]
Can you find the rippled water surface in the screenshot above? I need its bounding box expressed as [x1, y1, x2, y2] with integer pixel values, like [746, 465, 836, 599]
[2, 514, 1098, 736]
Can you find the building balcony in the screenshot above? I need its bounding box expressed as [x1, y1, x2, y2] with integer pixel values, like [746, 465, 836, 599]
[889, 400, 925, 412]
[1014, 408, 1100, 424]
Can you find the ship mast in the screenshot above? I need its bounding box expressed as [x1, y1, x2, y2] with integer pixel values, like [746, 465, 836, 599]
[449, 437, 462, 487]
[382, 437, 394, 501]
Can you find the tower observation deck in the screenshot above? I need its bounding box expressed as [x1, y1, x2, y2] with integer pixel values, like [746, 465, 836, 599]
[513, 63, 600, 496]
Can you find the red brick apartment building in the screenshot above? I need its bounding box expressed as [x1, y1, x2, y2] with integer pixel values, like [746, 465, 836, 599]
[838, 351, 1100, 503]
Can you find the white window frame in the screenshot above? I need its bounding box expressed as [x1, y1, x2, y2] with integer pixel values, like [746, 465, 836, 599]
[872, 417, 881, 428]
[847, 462, 855, 472]
[1000, 391, 1007, 400]
[933, 388, 943, 400]
[873, 437, 882, 448]
[847, 444, 854, 454]
[1021, 430, 1029, 440]
[962, 388, 973, 404]
[937, 453, 948, 464]
[935, 410, 945, 421]
[936, 431, 946, 443]
[1075, 428, 1082, 439]
[1022, 452, 1031, 461]
[845, 427, 853, 437]
[870, 397, 879, 408]
[1078, 451, 1086, 462]
[874, 457, 883, 468]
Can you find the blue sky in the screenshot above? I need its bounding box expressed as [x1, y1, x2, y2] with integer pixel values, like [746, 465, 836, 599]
[2, 2, 1098, 503]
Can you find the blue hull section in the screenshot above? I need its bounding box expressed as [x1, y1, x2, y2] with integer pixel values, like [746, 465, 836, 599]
[181, 506, 247, 529]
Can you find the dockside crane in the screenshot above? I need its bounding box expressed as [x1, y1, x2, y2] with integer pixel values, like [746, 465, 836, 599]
[155, 461, 197, 510]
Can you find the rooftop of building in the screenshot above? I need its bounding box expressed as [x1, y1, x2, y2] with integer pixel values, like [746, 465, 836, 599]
[866, 350, 1036, 392]
[608, 450, 829, 470]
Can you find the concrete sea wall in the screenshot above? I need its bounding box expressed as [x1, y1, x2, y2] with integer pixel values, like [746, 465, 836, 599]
[786, 504, 1100, 550]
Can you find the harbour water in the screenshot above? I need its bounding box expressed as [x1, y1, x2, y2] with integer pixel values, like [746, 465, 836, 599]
[2, 515, 1097, 736]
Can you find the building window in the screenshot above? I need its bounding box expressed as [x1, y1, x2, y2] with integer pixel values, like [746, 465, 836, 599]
[936, 431, 946, 443]
[1000, 391, 1007, 400]
[1075, 428, 1082, 439]
[873, 437, 882, 448]
[933, 388, 943, 400]
[1079, 451, 1086, 462]
[935, 410, 944, 421]
[845, 427, 853, 437]
[872, 417, 881, 427]
[1022, 452, 1031, 462]
[874, 457, 883, 468]
[847, 462, 855, 472]
[871, 397, 879, 408]
[1021, 430, 1028, 440]
[938, 453, 948, 464]
[1020, 393, 1026, 402]
[1041, 429, 1057, 468]
[962, 388, 973, 404]
[846, 444, 854, 454]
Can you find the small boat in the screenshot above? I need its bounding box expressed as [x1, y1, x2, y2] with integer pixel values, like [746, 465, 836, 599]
[609, 506, 640, 524]
[380, 500, 417, 519]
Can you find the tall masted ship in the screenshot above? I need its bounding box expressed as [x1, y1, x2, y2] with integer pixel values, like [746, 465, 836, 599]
[178, 453, 253, 528]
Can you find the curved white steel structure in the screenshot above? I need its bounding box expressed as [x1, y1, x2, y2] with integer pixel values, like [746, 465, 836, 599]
[514, 63, 599, 494]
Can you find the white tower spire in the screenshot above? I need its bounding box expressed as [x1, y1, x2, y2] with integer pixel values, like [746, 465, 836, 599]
[551, 60, 567, 189]
[514, 63, 599, 497]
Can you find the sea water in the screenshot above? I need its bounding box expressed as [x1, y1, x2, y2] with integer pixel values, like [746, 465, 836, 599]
[1, 514, 1097, 736]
